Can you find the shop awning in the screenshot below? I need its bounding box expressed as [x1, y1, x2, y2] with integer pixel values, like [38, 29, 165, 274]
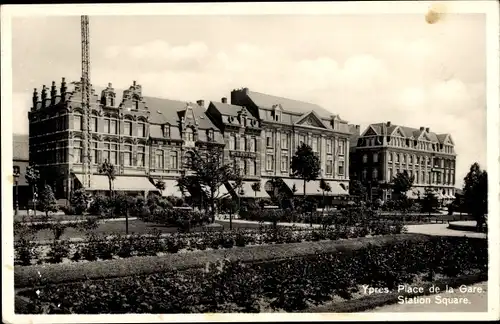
[282, 179, 323, 196]
[325, 181, 350, 196]
[153, 179, 190, 198]
[200, 184, 230, 199]
[75, 174, 158, 191]
[228, 180, 270, 198]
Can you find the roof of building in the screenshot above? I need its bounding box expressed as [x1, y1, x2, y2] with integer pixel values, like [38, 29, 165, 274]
[246, 90, 335, 119]
[13, 133, 29, 160]
[348, 124, 361, 148]
[366, 123, 449, 144]
[209, 101, 245, 117]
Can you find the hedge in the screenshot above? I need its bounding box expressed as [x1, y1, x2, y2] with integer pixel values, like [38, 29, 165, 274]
[15, 234, 429, 288]
[16, 235, 487, 314]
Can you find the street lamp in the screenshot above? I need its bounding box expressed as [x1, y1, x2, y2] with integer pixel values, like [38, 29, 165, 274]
[13, 166, 20, 216]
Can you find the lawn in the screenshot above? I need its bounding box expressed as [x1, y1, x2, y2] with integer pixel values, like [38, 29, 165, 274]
[16, 219, 267, 242]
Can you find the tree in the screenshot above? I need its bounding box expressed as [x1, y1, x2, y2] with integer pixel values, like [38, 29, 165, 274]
[25, 164, 40, 217]
[421, 187, 439, 216]
[463, 163, 488, 231]
[392, 170, 415, 198]
[180, 146, 242, 223]
[39, 184, 58, 218]
[98, 160, 116, 197]
[349, 179, 367, 202]
[319, 178, 331, 213]
[154, 179, 166, 192]
[251, 181, 261, 198]
[291, 143, 321, 201]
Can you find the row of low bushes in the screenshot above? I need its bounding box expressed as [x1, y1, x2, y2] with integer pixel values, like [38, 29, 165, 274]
[16, 235, 488, 314]
[14, 221, 407, 266]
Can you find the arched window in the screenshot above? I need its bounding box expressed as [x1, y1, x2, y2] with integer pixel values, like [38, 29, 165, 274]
[362, 154, 368, 163]
[372, 169, 378, 180]
[73, 114, 82, 131]
[373, 153, 378, 163]
[73, 139, 83, 163]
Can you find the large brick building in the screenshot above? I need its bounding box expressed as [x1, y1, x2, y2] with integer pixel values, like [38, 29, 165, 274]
[351, 121, 457, 202]
[27, 80, 350, 201]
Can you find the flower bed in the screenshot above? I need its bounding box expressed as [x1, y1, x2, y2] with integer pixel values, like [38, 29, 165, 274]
[16, 235, 487, 314]
[14, 223, 407, 267]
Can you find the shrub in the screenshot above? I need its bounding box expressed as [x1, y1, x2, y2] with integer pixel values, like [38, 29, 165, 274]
[39, 185, 59, 217]
[88, 195, 109, 217]
[46, 240, 71, 264]
[51, 221, 67, 240]
[70, 189, 90, 215]
[14, 237, 39, 266]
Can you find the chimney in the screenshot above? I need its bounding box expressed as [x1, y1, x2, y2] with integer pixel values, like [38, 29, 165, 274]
[41, 85, 47, 108]
[221, 97, 227, 104]
[32, 88, 38, 110]
[133, 80, 136, 86]
[50, 81, 57, 105]
[386, 121, 391, 127]
[425, 127, 430, 133]
[242, 87, 249, 94]
[419, 126, 424, 131]
[60, 77, 67, 100]
[197, 100, 205, 107]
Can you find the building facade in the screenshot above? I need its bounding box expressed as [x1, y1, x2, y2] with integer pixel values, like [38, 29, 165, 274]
[13, 134, 31, 209]
[351, 121, 457, 202]
[228, 88, 351, 200]
[28, 79, 224, 200]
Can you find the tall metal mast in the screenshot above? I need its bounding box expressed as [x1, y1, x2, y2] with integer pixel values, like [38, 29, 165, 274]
[81, 15, 92, 188]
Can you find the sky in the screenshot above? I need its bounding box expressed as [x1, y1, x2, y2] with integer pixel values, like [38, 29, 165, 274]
[10, 13, 487, 188]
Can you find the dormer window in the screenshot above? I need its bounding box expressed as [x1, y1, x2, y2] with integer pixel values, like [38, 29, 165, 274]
[185, 128, 194, 142]
[163, 125, 170, 138]
[207, 129, 214, 141]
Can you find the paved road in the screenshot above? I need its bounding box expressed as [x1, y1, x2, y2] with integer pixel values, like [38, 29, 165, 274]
[370, 282, 489, 312]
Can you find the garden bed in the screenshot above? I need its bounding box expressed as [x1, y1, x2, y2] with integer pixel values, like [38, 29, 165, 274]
[14, 224, 407, 267]
[15, 235, 487, 314]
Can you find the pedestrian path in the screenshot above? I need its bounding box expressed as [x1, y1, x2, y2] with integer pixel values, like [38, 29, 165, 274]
[216, 217, 487, 238]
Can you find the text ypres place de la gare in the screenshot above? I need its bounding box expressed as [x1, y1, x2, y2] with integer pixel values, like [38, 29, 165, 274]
[362, 284, 485, 306]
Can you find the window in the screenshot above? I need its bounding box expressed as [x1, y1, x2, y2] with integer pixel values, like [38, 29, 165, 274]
[254, 161, 258, 175]
[266, 154, 274, 171]
[299, 135, 305, 146]
[409, 155, 413, 164]
[281, 134, 288, 149]
[389, 153, 393, 162]
[421, 172, 425, 183]
[103, 143, 110, 162]
[338, 140, 345, 155]
[416, 156, 420, 165]
[362, 169, 367, 180]
[73, 115, 82, 131]
[110, 119, 117, 134]
[326, 139, 332, 154]
[124, 121, 132, 136]
[91, 117, 98, 132]
[207, 130, 214, 142]
[409, 170, 413, 179]
[124, 145, 132, 166]
[266, 131, 273, 147]
[312, 137, 318, 152]
[427, 157, 431, 167]
[185, 128, 194, 142]
[388, 168, 393, 181]
[253, 138, 258, 152]
[337, 160, 344, 176]
[170, 151, 178, 169]
[362, 154, 368, 163]
[103, 119, 110, 133]
[427, 172, 431, 184]
[326, 158, 333, 175]
[92, 142, 98, 164]
[402, 154, 406, 164]
[372, 169, 378, 180]
[73, 139, 82, 163]
[415, 171, 419, 184]
[138, 123, 146, 137]
[137, 146, 145, 167]
[248, 160, 255, 175]
[110, 144, 118, 165]
[373, 153, 378, 163]
[155, 150, 164, 169]
[240, 137, 245, 151]
[451, 171, 455, 185]
[239, 159, 245, 174]
[281, 154, 288, 172]
[229, 134, 236, 150]
[396, 154, 400, 163]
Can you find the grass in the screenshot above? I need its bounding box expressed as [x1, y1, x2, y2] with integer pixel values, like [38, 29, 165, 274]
[14, 219, 267, 242]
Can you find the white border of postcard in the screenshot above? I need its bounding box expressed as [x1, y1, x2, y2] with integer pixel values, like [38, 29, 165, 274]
[2, 1, 499, 322]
